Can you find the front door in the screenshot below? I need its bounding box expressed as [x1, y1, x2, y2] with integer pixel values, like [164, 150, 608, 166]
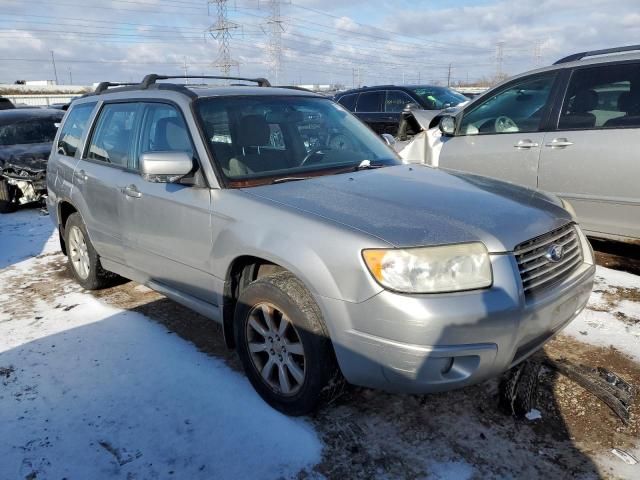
[120, 102, 216, 302]
[539, 62, 640, 241]
[438, 72, 559, 189]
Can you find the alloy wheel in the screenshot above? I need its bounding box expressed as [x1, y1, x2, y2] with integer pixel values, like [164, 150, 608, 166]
[68, 225, 90, 280]
[245, 302, 306, 396]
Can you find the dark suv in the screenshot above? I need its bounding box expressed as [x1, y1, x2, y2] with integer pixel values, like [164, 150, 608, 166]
[335, 85, 467, 134]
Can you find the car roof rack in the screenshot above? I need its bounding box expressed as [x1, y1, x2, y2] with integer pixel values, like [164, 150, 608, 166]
[553, 44, 640, 65]
[94, 81, 140, 94]
[140, 74, 271, 88]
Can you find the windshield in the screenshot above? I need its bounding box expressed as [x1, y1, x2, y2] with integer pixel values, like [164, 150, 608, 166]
[0, 117, 60, 146]
[410, 86, 467, 110]
[195, 96, 400, 184]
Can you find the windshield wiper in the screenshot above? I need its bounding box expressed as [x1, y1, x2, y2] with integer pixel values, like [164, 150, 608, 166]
[271, 176, 310, 184]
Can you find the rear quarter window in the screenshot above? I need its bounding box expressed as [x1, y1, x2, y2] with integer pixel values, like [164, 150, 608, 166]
[337, 93, 357, 111]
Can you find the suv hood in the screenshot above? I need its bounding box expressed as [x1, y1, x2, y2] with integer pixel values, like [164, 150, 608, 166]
[243, 165, 573, 252]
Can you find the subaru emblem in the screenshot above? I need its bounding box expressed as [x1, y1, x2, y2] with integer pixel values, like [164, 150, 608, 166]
[545, 244, 564, 263]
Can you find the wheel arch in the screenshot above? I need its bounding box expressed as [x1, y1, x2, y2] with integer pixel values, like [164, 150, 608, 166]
[57, 200, 79, 256]
[222, 255, 288, 349]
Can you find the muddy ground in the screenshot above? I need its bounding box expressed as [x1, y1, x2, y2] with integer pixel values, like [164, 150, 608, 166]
[0, 239, 636, 480]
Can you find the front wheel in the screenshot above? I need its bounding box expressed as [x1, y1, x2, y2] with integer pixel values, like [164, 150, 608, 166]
[234, 272, 342, 415]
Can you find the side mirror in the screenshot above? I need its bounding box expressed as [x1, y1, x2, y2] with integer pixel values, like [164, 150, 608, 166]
[140, 151, 193, 183]
[439, 115, 456, 136]
[381, 133, 396, 147]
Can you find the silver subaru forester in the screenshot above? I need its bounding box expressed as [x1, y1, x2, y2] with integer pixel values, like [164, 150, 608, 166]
[46, 75, 595, 415]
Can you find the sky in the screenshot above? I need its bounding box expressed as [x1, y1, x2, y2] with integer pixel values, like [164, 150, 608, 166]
[0, 0, 639, 87]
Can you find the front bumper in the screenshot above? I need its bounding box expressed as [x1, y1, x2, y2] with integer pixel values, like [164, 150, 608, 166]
[317, 254, 595, 394]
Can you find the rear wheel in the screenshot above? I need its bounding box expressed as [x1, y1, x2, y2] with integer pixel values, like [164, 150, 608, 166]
[65, 213, 116, 290]
[234, 272, 343, 415]
[0, 179, 17, 213]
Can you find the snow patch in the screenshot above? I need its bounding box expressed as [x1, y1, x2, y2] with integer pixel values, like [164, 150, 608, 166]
[525, 409, 542, 421]
[0, 255, 322, 479]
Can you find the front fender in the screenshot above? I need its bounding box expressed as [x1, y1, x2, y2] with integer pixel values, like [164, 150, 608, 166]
[211, 190, 389, 304]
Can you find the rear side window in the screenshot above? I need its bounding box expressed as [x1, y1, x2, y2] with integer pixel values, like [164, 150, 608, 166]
[138, 103, 193, 170]
[355, 91, 384, 112]
[337, 93, 357, 111]
[87, 103, 141, 168]
[558, 62, 640, 130]
[57, 102, 96, 157]
[0, 116, 61, 146]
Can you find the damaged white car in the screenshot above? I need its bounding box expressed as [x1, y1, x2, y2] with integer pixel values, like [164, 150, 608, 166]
[0, 108, 63, 213]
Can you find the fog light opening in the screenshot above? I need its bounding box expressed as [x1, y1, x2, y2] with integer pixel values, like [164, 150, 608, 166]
[441, 357, 454, 375]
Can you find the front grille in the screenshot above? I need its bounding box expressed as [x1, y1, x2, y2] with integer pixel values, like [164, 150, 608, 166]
[515, 223, 583, 296]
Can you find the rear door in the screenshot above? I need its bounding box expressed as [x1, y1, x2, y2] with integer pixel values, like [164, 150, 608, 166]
[49, 101, 96, 210]
[438, 72, 558, 188]
[76, 102, 142, 264]
[119, 102, 215, 301]
[354, 90, 387, 134]
[539, 61, 640, 241]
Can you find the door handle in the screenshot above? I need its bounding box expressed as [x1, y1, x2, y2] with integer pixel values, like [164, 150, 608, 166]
[545, 138, 574, 148]
[122, 184, 142, 198]
[74, 169, 88, 183]
[514, 139, 539, 149]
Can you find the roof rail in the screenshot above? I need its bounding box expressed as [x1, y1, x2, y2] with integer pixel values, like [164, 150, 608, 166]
[554, 44, 640, 65]
[140, 74, 271, 88]
[94, 81, 140, 94]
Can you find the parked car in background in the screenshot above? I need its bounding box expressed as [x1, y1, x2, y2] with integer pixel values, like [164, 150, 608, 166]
[0, 97, 15, 110]
[47, 74, 594, 415]
[334, 85, 468, 134]
[401, 45, 640, 245]
[0, 108, 64, 213]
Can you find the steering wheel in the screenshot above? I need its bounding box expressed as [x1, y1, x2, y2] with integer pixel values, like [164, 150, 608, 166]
[328, 133, 353, 151]
[301, 146, 332, 166]
[494, 116, 518, 133]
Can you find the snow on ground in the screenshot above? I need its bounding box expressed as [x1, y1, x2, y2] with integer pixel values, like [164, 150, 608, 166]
[565, 266, 640, 362]
[0, 211, 321, 479]
[0, 209, 58, 269]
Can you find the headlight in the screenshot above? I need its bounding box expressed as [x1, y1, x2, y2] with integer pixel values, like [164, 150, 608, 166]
[561, 198, 577, 220]
[362, 243, 492, 293]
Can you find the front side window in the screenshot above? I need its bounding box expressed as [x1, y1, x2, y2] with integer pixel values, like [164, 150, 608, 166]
[0, 115, 61, 146]
[355, 91, 384, 112]
[385, 90, 415, 112]
[195, 96, 399, 183]
[558, 62, 640, 129]
[57, 102, 96, 157]
[410, 86, 467, 110]
[138, 103, 193, 169]
[459, 74, 556, 135]
[87, 103, 141, 168]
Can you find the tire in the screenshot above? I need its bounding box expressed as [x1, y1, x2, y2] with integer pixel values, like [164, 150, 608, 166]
[0, 178, 17, 214]
[64, 213, 116, 290]
[234, 271, 343, 415]
[499, 360, 542, 417]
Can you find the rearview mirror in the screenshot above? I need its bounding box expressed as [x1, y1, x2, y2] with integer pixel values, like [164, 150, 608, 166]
[140, 151, 193, 183]
[439, 115, 456, 136]
[381, 133, 396, 147]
